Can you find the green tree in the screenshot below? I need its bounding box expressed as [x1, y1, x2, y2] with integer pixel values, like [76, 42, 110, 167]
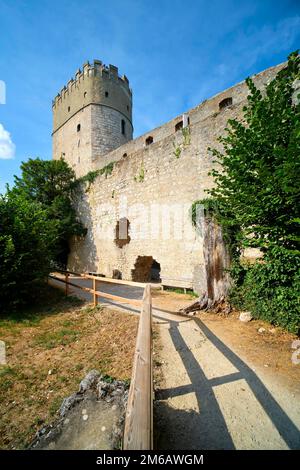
[0, 191, 57, 309]
[0, 158, 86, 311]
[13, 158, 85, 267]
[200, 51, 300, 333]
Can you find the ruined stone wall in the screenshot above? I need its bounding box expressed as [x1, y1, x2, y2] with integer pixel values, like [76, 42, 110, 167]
[91, 63, 284, 172]
[66, 63, 284, 293]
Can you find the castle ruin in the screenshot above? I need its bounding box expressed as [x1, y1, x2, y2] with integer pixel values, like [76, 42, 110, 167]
[52, 60, 284, 296]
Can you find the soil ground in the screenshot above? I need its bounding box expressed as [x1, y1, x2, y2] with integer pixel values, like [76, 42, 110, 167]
[152, 291, 300, 450]
[0, 286, 138, 449]
[152, 290, 300, 394]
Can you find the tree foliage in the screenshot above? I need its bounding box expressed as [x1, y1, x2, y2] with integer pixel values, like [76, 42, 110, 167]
[0, 158, 85, 310]
[13, 158, 86, 266]
[0, 192, 57, 309]
[202, 51, 300, 333]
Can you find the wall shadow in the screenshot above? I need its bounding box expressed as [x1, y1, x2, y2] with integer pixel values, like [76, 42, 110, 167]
[155, 315, 300, 450]
[68, 189, 99, 273]
[156, 318, 235, 450]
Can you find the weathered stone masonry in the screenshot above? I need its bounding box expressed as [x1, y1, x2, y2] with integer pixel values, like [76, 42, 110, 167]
[53, 60, 284, 294]
[52, 60, 132, 177]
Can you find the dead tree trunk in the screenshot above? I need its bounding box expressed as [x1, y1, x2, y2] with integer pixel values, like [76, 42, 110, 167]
[180, 215, 231, 315]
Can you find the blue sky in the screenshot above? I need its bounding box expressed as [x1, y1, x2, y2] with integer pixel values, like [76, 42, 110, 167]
[0, 0, 299, 193]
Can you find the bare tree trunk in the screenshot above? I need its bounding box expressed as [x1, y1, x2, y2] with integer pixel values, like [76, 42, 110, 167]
[180, 216, 231, 315]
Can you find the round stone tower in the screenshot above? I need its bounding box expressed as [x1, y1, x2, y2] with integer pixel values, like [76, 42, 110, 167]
[52, 60, 133, 177]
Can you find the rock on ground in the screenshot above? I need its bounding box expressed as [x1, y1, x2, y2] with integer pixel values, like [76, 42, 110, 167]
[239, 311, 253, 322]
[30, 371, 129, 450]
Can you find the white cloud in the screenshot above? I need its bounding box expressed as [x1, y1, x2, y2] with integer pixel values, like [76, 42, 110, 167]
[187, 15, 300, 109]
[238, 16, 300, 70]
[0, 123, 15, 159]
[217, 16, 300, 80]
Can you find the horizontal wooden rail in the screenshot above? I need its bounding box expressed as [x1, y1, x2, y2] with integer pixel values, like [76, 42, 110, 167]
[49, 274, 142, 307]
[49, 274, 93, 293]
[123, 284, 153, 450]
[84, 274, 146, 288]
[52, 269, 146, 288]
[94, 290, 142, 307]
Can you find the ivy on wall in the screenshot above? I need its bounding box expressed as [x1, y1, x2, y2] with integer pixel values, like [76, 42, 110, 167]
[76, 162, 115, 191]
[173, 126, 191, 159]
[191, 51, 300, 333]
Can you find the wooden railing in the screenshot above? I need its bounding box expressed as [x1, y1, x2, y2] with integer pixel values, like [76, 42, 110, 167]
[123, 284, 153, 450]
[49, 270, 153, 450]
[48, 270, 145, 307]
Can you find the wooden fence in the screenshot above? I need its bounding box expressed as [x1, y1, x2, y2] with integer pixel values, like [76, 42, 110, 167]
[123, 283, 153, 450]
[48, 270, 145, 307]
[48, 270, 153, 450]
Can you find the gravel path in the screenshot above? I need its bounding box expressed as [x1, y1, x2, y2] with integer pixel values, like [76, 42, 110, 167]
[154, 310, 300, 450]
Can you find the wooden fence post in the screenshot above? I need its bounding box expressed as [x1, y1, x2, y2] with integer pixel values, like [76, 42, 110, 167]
[93, 277, 97, 307]
[123, 284, 153, 450]
[65, 272, 69, 296]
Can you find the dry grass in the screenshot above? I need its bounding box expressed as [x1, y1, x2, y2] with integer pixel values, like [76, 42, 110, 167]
[0, 286, 138, 449]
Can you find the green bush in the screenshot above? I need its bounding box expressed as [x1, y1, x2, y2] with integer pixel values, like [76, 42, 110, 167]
[230, 247, 300, 333]
[0, 192, 57, 310]
[13, 158, 86, 267]
[0, 158, 86, 311]
[197, 51, 300, 333]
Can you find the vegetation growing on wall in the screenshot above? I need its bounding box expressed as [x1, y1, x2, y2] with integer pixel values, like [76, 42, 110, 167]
[173, 142, 182, 158]
[76, 161, 115, 190]
[192, 51, 300, 333]
[173, 126, 191, 159]
[134, 161, 145, 182]
[182, 126, 191, 146]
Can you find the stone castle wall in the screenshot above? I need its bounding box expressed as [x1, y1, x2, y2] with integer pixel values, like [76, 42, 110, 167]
[64, 62, 284, 292]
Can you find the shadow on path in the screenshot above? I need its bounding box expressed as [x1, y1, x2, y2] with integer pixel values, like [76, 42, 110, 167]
[156, 316, 300, 449]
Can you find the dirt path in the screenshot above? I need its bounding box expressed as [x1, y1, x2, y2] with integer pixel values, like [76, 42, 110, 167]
[49, 278, 300, 449]
[154, 308, 300, 450]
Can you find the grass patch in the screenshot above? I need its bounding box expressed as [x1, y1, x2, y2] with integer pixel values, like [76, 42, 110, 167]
[34, 328, 80, 349]
[163, 286, 198, 298]
[101, 374, 116, 383]
[49, 396, 64, 417]
[0, 365, 15, 377]
[0, 285, 83, 329]
[0, 286, 138, 449]
[0, 366, 16, 392]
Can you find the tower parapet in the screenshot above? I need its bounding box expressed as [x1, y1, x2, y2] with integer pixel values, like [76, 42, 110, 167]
[52, 60, 133, 176]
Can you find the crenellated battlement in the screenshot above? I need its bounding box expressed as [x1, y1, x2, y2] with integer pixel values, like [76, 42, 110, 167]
[52, 59, 133, 169]
[52, 60, 131, 107]
[52, 59, 133, 135]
